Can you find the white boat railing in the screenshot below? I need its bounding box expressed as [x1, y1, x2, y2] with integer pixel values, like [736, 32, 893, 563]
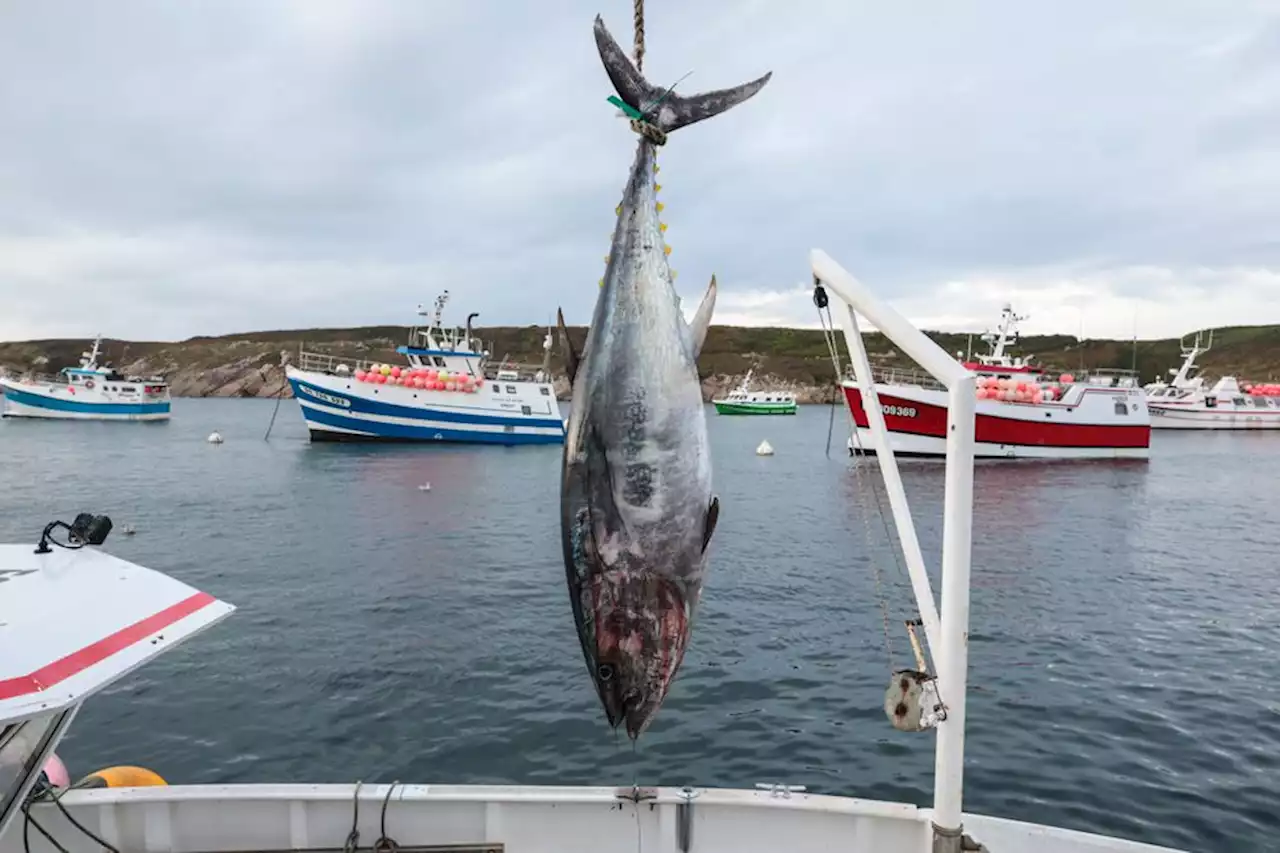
[811, 249, 976, 853]
[859, 364, 948, 392]
[296, 349, 369, 375]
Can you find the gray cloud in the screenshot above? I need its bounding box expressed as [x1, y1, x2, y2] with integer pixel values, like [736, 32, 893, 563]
[1, 0, 1279, 341]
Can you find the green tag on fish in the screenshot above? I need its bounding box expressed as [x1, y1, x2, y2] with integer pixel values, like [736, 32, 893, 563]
[607, 95, 643, 120]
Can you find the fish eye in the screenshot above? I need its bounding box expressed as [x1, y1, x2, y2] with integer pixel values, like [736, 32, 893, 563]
[597, 663, 615, 682]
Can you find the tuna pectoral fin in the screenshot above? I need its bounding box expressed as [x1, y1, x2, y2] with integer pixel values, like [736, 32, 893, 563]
[688, 274, 717, 359]
[702, 496, 720, 554]
[557, 307, 581, 386]
[593, 16, 772, 135]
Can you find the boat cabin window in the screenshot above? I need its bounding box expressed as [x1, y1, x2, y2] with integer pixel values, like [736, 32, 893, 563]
[1205, 397, 1217, 408]
[0, 711, 69, 823]
[1234, 397, 1247, 406]
[491, 385, 500, 393]
[540, 387, 550, 396]
[506, 385, 517, 394]
[1113, 399, 1128, 416]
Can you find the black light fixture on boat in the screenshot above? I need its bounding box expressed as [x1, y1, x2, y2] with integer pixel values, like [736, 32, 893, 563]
[34, 513, 113, 554]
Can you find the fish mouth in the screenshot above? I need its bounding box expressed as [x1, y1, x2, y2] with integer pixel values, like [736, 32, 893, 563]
[586, 573, 691, 740]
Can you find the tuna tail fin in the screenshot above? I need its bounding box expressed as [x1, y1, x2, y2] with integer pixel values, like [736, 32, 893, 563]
[687, 274, 717, 359]
[593, 15, 772, 136]
[557, 307, 581, 386]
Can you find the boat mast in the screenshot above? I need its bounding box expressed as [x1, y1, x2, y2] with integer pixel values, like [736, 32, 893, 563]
[81, 335, 103, 369]
[1169, 331, 1211, 387]
[537, 326, 553, 382]
[811, 249, 975, 853]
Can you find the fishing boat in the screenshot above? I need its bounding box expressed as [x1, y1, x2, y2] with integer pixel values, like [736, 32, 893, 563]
[0, 251, 1186, 853]
[843, 304, 1149, 459]
[0, 336, 171, 422]
[285, 292, 565, 445]
[1144, 332, 1280, 430]
[712, 369, 797, 415]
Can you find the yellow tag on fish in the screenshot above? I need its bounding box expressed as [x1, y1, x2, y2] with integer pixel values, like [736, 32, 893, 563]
[655, 183, 662, 193]
[656, 202, 665, 213]
[654, 163, 660, 173]
[660, 222, 668, 232]
[664, 245, 672, 256]
[615, 205, 621, 215]
[599, 278, 604, 288]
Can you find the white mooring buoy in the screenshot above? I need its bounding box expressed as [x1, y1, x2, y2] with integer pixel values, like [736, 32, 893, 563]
[418, 483, 432, 492]
[756, 439, 775, 456]
[207, 431, 224, 444]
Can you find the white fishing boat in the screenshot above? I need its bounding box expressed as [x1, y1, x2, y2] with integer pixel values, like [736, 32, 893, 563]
[1144, 332, 1280, 430]
[285, 292, 565, 445]
[843, 304, 1149, 459]
[0, 250, 1185, 853]
[0, 336, 171, 422]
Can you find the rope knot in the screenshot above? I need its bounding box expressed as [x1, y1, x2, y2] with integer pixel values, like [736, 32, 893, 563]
[629, 118, 667, 146]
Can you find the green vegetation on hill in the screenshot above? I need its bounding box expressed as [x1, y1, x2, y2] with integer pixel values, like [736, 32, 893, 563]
[3, 322, 1280, 399]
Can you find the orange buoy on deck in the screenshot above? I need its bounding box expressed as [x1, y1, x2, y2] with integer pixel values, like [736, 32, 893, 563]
[74, 765, 168, 789]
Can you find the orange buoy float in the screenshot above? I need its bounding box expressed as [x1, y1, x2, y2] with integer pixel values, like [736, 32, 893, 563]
[74, 765, 168, 789]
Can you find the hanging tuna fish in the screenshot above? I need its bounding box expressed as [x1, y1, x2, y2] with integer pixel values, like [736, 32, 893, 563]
[557, 14, 771, 739]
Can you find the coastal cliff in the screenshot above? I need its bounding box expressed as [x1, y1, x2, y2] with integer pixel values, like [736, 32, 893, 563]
[2, 323, 1279, 402]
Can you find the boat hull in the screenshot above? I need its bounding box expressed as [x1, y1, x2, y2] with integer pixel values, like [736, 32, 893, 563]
[287, 368, 565, 445]
[844, 382, 1150, 460]
[15, 783, 1187, 853]
[0, 381, 171, 422]
[713, 400, 797, 415]
[1148, 403, 1280, 430]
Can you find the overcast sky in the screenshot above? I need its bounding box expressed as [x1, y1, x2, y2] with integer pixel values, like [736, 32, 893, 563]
[2, 1, 1279, 343]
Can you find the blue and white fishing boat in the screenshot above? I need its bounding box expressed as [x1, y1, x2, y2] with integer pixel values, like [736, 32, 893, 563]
[285, 292, 566, 444]
[0, 335, 171, 421]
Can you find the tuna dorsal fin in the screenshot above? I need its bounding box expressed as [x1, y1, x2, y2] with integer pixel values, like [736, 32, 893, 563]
[688, 274, 717, 359]
[593, 16, 771, 136]
[557, 307, 581, 386]
[702, 495, 719, 554]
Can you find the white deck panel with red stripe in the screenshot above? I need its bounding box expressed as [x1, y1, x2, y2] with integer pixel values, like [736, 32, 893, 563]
[844, 381, 1151, 459]
[0, 544, 234, 722]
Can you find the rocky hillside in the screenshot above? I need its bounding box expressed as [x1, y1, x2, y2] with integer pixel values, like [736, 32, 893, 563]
[2, 323, 1279, 403]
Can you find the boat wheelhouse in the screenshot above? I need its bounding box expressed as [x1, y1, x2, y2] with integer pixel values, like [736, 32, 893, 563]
[0, 336, 171, 422]
[285, 292, 565, 445]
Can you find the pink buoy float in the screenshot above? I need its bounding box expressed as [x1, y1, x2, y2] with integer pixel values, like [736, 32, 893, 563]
[42, 753, 70, 789]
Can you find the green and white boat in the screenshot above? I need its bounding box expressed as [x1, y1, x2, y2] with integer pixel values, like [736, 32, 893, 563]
[712, 369, 797, 415]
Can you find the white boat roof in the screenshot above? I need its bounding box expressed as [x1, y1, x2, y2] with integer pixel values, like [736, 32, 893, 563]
[0, 544, 234, 723]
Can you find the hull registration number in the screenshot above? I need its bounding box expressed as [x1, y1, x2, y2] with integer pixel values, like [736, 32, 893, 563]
[881, 404, 918, 418]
